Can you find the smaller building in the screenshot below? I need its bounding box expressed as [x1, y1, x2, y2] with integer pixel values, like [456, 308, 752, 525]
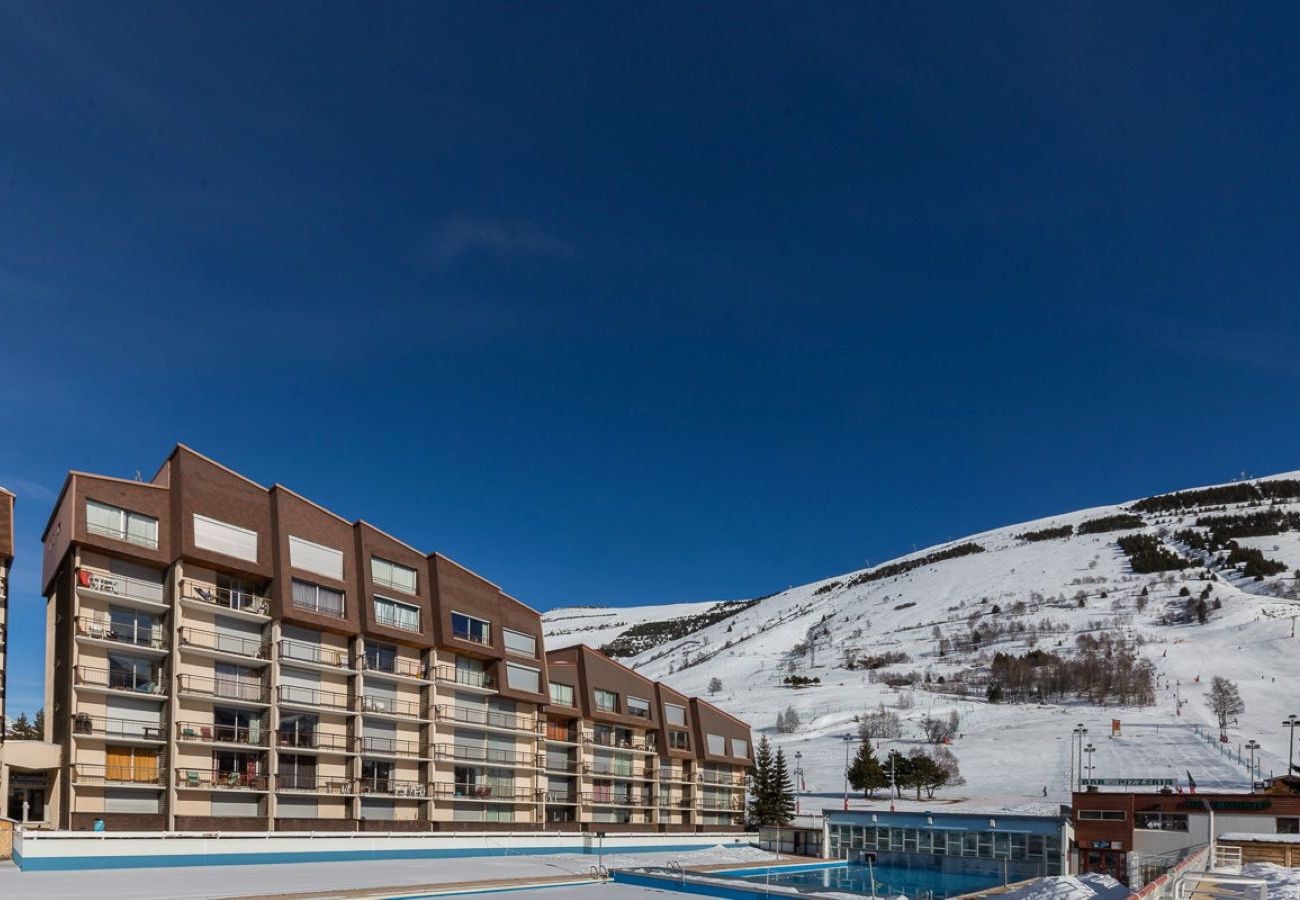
[824, 808, 1070, 883]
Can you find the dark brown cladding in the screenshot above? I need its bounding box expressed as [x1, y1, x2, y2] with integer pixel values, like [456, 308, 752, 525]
[270, 486, 361, 636]
[356, 522, 436, 649]
[0, 486, 14, 562]
[690, 697, 753, 765]
[170, 446, 275, 580]
[654, 682, 695, 761]
[543, 657, 583, 718]
[545, 645, 660, 730]
[42, 473, 173, 590]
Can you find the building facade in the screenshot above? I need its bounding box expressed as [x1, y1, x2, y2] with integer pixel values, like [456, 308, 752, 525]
[39, 446, 751, 832]
[1, 486, 12, 739]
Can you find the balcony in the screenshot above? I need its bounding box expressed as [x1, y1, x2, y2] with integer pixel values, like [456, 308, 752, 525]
[587, 731, 653, 753]
[582, 791, 654, 808]
[659, 795, 695, 809]
[451, 622, 492, 647]
[278, 639, 354, 671]
[361, 653, 426, 681]
[180, 579, 271, 619]
[585, 762, 649, 779]
[276, 728, 352, 753]
[699, 796, 744, 811]
[276, 684, 352, 713]
[290, 594, 345, 620]
[659, 768, 691, 783]
[71, 764, 165, 788]
[85, 520, 158, 550]
[177, 674, 269, 706]
[542, 757, 580, 774]
[71, 714, 165, 744]
[699, 770, 746, 786]
[545, 723, 581, 744]
[433, 705, 536, 735]
[75, 567, 166, 610]
[74, 665, 167, 699]
[356, 694, 425, 720]
[176, 721, 269, 747]
[179, 627, 270, 662]
[434, 744, 539, 768]
[276, 774, 354, 795]
[433, 666, 494, 692]
[434, 783, 538, 803]
[543, 791, 579, 805]
[74, 615, 167, 653]
[176, 769, 269, 792]
[358, 736, 427, 759]
[356, 777, 427, 798]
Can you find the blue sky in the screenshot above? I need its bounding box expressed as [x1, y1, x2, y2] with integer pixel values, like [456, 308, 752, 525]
[3, 4, 1300, 717]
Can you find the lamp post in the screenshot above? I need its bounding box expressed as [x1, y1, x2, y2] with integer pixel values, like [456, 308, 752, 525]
[1246, 740, 1261, 790]
[1283, 715, 1299, 778]
[1084, 743, 1096, 786]
[795, 751, 803, 815]
[842, 734, 854, 811]
[1072, 724, 1088, 792]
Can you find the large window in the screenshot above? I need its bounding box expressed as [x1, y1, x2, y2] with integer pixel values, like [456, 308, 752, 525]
[1077, 809, 1126, 821]
[451, 612, 491, 645]
[503, 628, 537, 659]
[669, 730, 690, 750]
[549, 682, 575, 706]
[86, 500, 158, 549]
[1134, 812, 1188, 832]
[371, 557, 417, 594]
[627, 696, 651, 719]
[505, 663, 541, 694]
[706, 733, 726, 755]
[291, 579, 345, 618]
[732, 738, 749, 759]
[665, 703, 687, 726]
[1280, 817, 1300, 835]
[594, 689, 619, 714]
[364, 641, 398, 673]
[373, 595, 420, 632]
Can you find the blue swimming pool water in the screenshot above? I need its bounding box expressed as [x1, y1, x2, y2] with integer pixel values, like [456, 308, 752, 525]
[725, 863, 1004, 899]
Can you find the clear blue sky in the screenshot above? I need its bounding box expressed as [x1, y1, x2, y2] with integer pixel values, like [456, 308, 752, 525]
[2, 4, 1299, 717]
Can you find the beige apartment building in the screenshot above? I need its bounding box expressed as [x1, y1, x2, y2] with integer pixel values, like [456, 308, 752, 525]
[38, 446, 750, 832]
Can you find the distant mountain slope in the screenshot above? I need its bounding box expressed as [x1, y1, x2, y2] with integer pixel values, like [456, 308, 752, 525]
[547, 472, 1300, 811]
[542, 600, 746, 652]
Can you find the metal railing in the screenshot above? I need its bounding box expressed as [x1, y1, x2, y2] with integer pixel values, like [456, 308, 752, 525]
[75, 567, 165, 604]
[277, 684, 351, 711]
[451, 624, 492, 646]
[434, 783, 536, 802]
[74, 664, 167, 695]
[434, 744, 538, 767]
[358, 736, 427, 757]
[361, 654, 425, 679]
[373, 609, 421, 633]
[182, 580, 271, 616]
[178, 674, 268, 703]
[583, 791, 654, 807]
[71, 713, 165, 741]
[278, 638, 351, 668]
[698, 770, 746, 785]
[586, 761, 645, 778]
[357, 694, 423, 717]
[75, 615, 167, 650]
[434, 705, 535, 733]
[356, 777, 427, 797]
[659, 795, 694, 808]
[276, 774, 354, 794]
[698, 796, 743, 811]
[659, 768, 691, 782]
[85, 521, 158, 549]
[176, 721, 269, 746]
[290, 594, 345, 619]
[588, 731, 649, 751]
[72, 763, 165, 786]
[543, 757, 580, 773]
[544, 791, 580, 804]
[179, 627, 269, 660]
[175, 769, 269, 791]
[433, 666, 493, 690]
[545, 724, 581, 742]
[276, 728, 351, 751]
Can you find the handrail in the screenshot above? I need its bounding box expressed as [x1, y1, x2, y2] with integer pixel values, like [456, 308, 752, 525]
[358, 736, 427, 757]
[361, 654, 425, 679]
[357, 694, 423, 717]
[433, 666, 494, 690]
[276, 774, 353, 794]
[85, 522, 158, 549]
[434, 744, 537, 767]
[277, 684, 351, 710]
[74, 615, 166, 650]
[176, 721, 269, 746]
[582, 791, 654, 806]
[74, 665, 167, 695]
[72, 764, 165, 786]
[175, 769, 268, 791]
[434, 704, 535, 732]
[178, 674, 268, 703]
[71, 713, 165, 741]
[182, 579, 271, 616]
[75, 567, 165, 604]
[278, 638, 351, 668]
[276, 728, 351, 751]
[355, 777, 427, 797]
[179, 626, 269, 659]
[434, 783, 537, 802]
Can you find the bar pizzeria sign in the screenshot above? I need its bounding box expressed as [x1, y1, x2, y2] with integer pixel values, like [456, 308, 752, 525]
[1080, 778, 1175, 787]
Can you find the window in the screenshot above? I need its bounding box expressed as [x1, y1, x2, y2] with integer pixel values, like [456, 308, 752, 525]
[669, 730, 690, 750]
[732, 738, 749, 759]
[627, 696, 651, 719]
[1078, 809, 1126, 821]
[451, 612, 491, 645]
[289, 536, 343, 580]
[1134, 812, 1189, 832]
[665, 703, 687, 726]
[505, 663, 541, 694]
[503, 628, 537, 659]
[86, 500, 158, 549]
[371, 557, 417, 594]
[549, 682, 575, 706]
[706, 733, 726, 755]
[365, 641, 397, 673]
[1278, 817, 1300, 835]
[193, 513, 258, 562]
[291, 579, 345, 618]
[373, 595, 420, 632]
[594, 689, 618, 713]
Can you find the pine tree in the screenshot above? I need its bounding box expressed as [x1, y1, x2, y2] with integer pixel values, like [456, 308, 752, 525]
[772, 748, 796, 825]
[32, 709, 45, 741]
[8, 712, 32, 740]
[747, 736, 775, 827]
[847, 739, 889, 797]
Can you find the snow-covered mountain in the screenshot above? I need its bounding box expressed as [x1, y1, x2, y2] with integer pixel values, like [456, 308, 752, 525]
[543, 473, 1300, 812]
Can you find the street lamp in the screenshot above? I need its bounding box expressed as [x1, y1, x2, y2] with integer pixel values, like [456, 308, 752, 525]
[1084, 743, 1096, 786]
[842, 734, 855, 811]
[1072, 724, 1088, 792]
[1283, 715, 1299, 778]
[795, 751, 804, 816]
[1245, 740, 1261, 790]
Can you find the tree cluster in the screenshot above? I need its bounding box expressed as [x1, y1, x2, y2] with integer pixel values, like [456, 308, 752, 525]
[1134, 480, 1300, 514]
[987, 636, 1155, 706]
[844, 543, 985, 588]
[775, 705, 802, 734]
[5, 709, 44, 740]
[747, 737, 796, 827]
[1077, 514, 1147, 535]
[1117, 534, 1193, 573]
[1018, 525, 1074, 542]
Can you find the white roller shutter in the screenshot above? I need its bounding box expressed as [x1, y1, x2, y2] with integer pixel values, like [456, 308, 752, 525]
[193, 514, 258, 562]
[289, 536, 343, 581]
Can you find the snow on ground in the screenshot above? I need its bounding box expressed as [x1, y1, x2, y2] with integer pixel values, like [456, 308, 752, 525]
[1242, 863, 1300, 900]
[542, 601, 728, 650]
[554, 472, 1300, 811]
[995, 873, 1128, 900]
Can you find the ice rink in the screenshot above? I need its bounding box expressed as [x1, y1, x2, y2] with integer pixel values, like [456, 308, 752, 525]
[1076, 722, 1256, 792]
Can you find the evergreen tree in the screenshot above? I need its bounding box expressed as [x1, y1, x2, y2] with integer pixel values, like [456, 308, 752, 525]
[32, 709, 45, 741]
[772, 748, 796, 825]
[746, 736, 775, 826]
[846, 740, 889, 797]
[8, 712, 31, 739]
[906, 748, 949, 799]
[886, 750, 909, 799]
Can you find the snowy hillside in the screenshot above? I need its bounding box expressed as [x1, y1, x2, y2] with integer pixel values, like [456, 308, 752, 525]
[549, 473, 1300, 813]
[542, 600, 752, 654]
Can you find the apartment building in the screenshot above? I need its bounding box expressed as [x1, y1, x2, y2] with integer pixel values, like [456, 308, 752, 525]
[1, 485, 13, 738]
[39, 446, 751, 832]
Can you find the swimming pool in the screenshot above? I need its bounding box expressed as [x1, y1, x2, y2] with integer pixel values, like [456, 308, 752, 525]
[722, 862, 1004, 899]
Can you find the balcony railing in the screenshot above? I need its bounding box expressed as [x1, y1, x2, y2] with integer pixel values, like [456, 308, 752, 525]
[356, 694, 423, 718]
[433, 666, 493, 690]
[71, 713, 165, 742]
[433, 705, 535, 733]
[177, 674, 268, 704]
[545, 724, 580, 743]
[543, 757, 580, 773]
[699, 796, 744, 811]
[434, 744, 538, 767]
[276, 774, 354, 794]
[176, 769, 269, 791]
[278, 638, 351, 669]
[176, 721, 269, 747]
[72, 763, 165, 787]
[588, 732, 649, 751]
[75, 568, 165, 605]
[182, 580, 271, 617]
[544, 791, 579, 804]
[74, 665, 166, 696]
[179, 627, 269, 660]
[356, 777, 427, 797]
[362, 654, 425, 679]
[277, 684, 351, 711]
[358, 736, 427, 758]
[276, 729, 351, 753]
[435, 783, 536, 802]
[699, 770, 746, 785]
[659, 795, 694, 808]
[291, 594, 345, 619]
[583, 791, 654, 807]
[659, 768, 691, 782]
[75, 615, 166, 650]
[586, 762, 646, 778]
[451, 623, 492, 646]
[85, 521, 158, 549]
[373, 609, 421, 633]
